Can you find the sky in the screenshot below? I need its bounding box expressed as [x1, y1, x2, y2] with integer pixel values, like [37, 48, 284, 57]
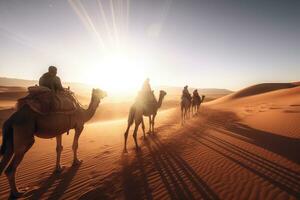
[0, 0, 299, 92]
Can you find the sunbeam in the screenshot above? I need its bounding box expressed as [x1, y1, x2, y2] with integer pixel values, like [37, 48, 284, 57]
[68, 0, 105, 49]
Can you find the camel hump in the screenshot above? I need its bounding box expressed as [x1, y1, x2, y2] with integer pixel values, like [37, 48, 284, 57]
[17, 86, 79, 115]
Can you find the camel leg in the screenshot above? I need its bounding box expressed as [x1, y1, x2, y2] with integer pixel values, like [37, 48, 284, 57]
[141, 118, 146, 138]
[148, 116, 152, 133]
[0, 139, 13, 175]
[55, 135, 63, 172]
[0, 149, 13, 175]
[152, 114, 156, 133]
[133, 120, 141, 150]
[72, 127, 83, 166]
[124, 123, 132, 153]
[5, 138, 34, 198]
[181, 108, 184, 125]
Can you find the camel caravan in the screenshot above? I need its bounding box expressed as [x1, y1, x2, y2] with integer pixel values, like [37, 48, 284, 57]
[0, 66, 204, 198]
[181, 86, 205, 124]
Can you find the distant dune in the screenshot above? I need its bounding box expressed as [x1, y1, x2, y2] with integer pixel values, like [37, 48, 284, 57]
[207, 82, 299, 104]
[206, 82, 300, 139]
[230, 83, 297, 99]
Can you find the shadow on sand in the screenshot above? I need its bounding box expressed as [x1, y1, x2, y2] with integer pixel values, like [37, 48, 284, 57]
[24, 163, 81, 200]
[79, 133, 218, 200]
[193, 108, 300, 197]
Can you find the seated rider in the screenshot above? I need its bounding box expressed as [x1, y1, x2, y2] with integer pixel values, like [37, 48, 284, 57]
[141, 78, 152, 94]
[193, 89, 200, 98]
[139, 78, 155, 108]
[39, 66, 64, 92]
[182, 85, 192, 100]
[39, 66, 68, 111]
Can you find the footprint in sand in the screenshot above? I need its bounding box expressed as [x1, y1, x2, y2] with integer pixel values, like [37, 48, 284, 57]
[103, 150, 110, 154]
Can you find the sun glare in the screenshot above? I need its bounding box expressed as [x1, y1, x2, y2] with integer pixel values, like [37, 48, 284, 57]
[88, 49, 148, 94]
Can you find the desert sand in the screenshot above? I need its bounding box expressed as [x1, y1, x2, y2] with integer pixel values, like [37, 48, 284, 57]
[0, 83, 299, 199]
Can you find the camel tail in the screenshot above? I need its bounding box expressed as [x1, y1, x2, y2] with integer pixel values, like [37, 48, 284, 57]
[0, 119, 13, 155]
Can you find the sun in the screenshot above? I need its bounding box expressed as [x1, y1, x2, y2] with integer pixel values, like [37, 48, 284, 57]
[87, 48, 149, 94]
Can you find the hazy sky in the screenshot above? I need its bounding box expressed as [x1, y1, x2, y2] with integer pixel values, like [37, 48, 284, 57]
[0, 0, 299, 91]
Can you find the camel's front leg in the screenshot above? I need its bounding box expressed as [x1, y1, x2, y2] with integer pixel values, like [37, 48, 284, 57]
[141, 118, 146, 138]
[5, 138, 34, 198]
[148, 116, 152, 133]
[151, 114, 156, 133]
[133, 120, 141, 150]
[72, 127, 83, 166]
[55, 135, 63, 172]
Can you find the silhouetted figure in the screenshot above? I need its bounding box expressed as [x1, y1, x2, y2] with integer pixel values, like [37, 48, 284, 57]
[141, 78, 152, 93]
[193, 89, 200, 99]
[182, 85, 192, 101]
[192, 89, 203, 115]
[181, 85, 192, 124]
[39, 66, 64, 92]
[0, 88, 106, 198]
[138, 78, 156, 109]
[124, 90, 167, 152]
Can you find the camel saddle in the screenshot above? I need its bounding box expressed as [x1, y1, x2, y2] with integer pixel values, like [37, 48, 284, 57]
[17, 86, 79, 115]
[136, 91, 157, 115]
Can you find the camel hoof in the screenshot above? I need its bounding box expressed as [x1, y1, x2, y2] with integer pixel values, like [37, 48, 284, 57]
[54, 166, 65, 173]
[123, 149, 128, 153]
[72, 159, 82, 166]
[10, 188, 27, 198]
[135, 146, 141, 152]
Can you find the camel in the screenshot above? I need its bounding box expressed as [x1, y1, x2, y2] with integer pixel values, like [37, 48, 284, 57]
[192, 95, 205, 115]
[181, 96, 191, 124]
[0, 88, 106, 198]
[123, 90, 167, 152]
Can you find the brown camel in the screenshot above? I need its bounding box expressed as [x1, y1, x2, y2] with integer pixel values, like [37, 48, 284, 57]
[123, 90, 167, 152]
[192, 95, 205, 115]
[181, 96, 191, 124]
[0, 88, 106, 198]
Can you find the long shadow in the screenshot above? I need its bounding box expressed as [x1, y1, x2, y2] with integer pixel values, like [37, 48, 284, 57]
[24, 164, 81, 200]
[228, 123, 300, 164]
[188, 134, 300, 198]
[202, 108, 300, 164]
[205, 133, 300, 180]
[25, 170, 62, 200]
[144, 138, 194, 200]
[146, 134, 219, 200]
[201, 133, 300, 189]
[120, 151, 153, 200]
[46, 163, 81, 200]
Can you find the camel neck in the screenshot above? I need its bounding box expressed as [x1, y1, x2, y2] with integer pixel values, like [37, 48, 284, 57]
[84, 96, 99, 122]
[157, 94, 164, 108]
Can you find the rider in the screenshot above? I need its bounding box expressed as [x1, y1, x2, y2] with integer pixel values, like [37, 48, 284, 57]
[39, 66, 64, 92]
[141, 78, 152, 94]
[193, 89, 200, 98]
[138, 78, 155, 109]
[182, 85, 192, 100]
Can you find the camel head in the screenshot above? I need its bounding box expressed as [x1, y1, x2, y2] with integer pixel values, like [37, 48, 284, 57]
[159, 90, 167, 98]
[92, 88, 107, 102]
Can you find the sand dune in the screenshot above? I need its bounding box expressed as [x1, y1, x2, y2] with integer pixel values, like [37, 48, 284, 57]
[0, 82, 299, 199]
